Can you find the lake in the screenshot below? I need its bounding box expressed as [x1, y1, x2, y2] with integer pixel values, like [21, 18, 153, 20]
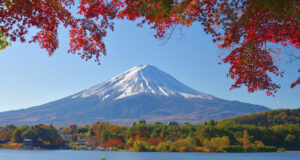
[0, 150, 299, 160]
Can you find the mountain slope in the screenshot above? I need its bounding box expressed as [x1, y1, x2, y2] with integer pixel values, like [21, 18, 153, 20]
[0, 65, 270, 125]
[220, 108, 300, 125]
[71, 65, 213, 100]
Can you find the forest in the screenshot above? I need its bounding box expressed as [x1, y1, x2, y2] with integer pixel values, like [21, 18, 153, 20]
[0, 109, 299, 152]
[221, 108, 300, 125]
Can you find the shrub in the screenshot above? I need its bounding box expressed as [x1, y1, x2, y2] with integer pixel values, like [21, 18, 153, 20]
[223, 145, 243, 152]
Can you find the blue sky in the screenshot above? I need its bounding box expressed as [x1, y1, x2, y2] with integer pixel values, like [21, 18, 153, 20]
[0, 20, 299, 112]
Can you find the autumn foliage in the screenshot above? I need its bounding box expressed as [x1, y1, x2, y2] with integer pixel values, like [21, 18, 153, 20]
[221, 108, 300, 125]
[1, 117, 300, 151]
[147, 136, 164, 145]
[103, 139, 123, 147]
[0, 0, 299, 95]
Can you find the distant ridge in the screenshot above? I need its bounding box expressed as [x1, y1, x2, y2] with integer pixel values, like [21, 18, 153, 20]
[0, 65, 270, 125]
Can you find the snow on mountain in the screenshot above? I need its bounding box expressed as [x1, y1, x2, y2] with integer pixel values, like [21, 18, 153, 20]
[72, 65, 213, 101]
[0, 64, 270, 125]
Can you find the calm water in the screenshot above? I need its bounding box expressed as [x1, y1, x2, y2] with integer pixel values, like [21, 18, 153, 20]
[0, 150, 299, 160]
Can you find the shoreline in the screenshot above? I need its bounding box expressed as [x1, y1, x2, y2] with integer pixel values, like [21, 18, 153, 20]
[1, 148, 298, 153]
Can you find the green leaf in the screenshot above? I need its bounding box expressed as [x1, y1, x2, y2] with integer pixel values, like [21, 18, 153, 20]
[0, 30, 10, 51]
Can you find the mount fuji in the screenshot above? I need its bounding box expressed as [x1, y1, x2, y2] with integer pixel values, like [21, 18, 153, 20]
[0, 65, 269, 125]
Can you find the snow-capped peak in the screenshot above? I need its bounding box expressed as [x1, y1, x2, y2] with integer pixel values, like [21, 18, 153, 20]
[72, 65, 213, 101]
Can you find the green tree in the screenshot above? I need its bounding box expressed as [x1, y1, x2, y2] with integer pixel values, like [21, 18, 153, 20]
[12, 126, 28, 143]
[87, 128, 95, 137]
[101, 130, 112, 143]
[207, 120, 216, 126]
[156, 141, 176, 152]
[203, 136, 230, 152]
[173, 137, 196, 152]
[132, 141, 149, 152]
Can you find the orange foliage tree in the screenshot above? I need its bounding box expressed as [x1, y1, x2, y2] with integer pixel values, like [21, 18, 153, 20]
[103, 138, 123, 147]
[0, 0, 299, 95]
[147, 136, 165, 145]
